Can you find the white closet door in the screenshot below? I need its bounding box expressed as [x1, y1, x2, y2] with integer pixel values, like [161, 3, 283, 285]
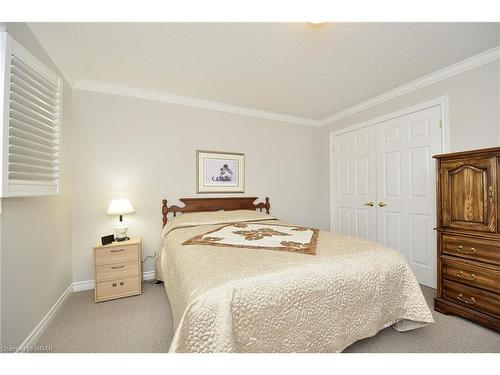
[375, 105, 442, 288]
[332, 126, 377, 240]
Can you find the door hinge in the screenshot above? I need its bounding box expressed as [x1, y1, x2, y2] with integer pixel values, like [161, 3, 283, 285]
[439, 120, 442, 129]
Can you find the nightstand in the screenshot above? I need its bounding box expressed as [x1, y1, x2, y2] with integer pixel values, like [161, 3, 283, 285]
[93, 237, 142, 302]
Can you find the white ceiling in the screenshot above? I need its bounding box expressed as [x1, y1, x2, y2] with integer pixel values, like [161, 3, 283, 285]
[27, 22, 500, 121]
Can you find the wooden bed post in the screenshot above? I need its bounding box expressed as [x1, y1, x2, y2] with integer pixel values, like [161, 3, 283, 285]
[162, 199, 168, 227]
[265, 197, 270, 214]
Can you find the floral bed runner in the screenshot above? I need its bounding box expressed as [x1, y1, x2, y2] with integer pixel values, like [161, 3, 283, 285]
[183, 222, 319, 255]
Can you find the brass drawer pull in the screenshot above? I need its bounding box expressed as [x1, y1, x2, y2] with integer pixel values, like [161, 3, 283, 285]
[120, 281, 124, 286]
[456, 245, 476, 255]
[456, 270, 476, 281]
[111, 265, 125, 269]
[112, 282, 117, 287]
[110, 249, 125, 253]
[456, 294, 476, 305]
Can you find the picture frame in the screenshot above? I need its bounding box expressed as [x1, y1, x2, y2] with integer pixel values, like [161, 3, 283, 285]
[196, 150, 245, 193]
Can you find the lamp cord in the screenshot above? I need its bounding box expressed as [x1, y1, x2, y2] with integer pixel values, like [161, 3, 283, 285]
[142, 251, 157, 264]
[141, 242, 163, 284]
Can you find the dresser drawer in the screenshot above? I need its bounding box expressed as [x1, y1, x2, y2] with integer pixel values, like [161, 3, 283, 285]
[95, 276, 141, 302]
[94, 244, 139, 265]
[442, 257, 500, 294]
[441, 234, 500, 265]
[442, 280, 500, 318]
[95, 260, 139, 282]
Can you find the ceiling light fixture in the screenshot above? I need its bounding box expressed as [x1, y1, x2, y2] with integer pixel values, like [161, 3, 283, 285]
[307, 22, 327, 29]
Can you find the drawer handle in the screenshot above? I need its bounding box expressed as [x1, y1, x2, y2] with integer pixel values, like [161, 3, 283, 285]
[456, 245, 476, 255]
[112, 282, 117, 287]
[111, 265, 125, 269]
[456, 271, 476, 281]
[120, 281, 124, 286]
[456, 294, 476, 305]
[110, 249, 125, 253]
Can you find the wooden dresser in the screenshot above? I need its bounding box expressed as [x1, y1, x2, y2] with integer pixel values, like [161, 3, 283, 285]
[93, 237, 142, 302]
[434, 147, 500, 331]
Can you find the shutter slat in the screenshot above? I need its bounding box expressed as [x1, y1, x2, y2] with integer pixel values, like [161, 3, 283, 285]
[11, 92, 56, 120]
[9, 135, 57, 155]
[10, 109, 57, 134]
[11, 82, 54, 113]
[11, 56, 57, 91]
[11, 63, 57, 100]
[9, 162, 58, 175]
[9, 154, 58, 168]
[9, 144, 57, 161]
[9, 118, 57, 141]
[9, 127, 58, 147]
[10, 75, 56, 106]
[10, 101, 57, 127]
[9, 171, 58, 181]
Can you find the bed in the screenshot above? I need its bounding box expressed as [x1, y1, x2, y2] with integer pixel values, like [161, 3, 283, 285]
[156, 197, 434, 353]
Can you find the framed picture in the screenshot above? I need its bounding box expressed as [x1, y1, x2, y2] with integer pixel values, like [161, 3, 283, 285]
[197, 150, 245, 193]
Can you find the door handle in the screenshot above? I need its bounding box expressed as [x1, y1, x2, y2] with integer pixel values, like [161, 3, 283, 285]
[378, 201, 388, 207]
[364, 202, 374, 207]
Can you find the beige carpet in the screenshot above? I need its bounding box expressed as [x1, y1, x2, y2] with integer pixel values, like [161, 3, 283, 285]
[37, 282, 172, 353]
[36, 283, 500, 353]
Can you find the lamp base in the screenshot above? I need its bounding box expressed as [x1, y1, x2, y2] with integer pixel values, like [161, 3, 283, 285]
[113, 222, 129, 242]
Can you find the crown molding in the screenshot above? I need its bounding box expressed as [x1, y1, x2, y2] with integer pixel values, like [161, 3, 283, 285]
[30, 20, 498, 129]
[27, 23, 500, 127]
[26, 23, 76, 86]
[318, 45, 500, 126]
[73, 78, 320, 127]
[73, 45, 500, 128]
[21, 22, 500, 127]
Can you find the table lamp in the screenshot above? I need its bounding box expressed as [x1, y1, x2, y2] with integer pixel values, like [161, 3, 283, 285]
[106, 198, 135, 242]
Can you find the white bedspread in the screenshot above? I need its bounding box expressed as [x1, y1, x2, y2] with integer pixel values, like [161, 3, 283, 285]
[158, 210, 434, 352]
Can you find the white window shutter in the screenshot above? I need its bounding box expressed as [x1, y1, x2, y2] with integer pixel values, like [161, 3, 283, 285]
[0, 32, 61, 197]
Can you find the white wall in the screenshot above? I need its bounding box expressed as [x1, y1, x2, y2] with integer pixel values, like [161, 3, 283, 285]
[70, 90, 321, 283]
[1, 23, 72, 347]
[316, 61, 500, 230]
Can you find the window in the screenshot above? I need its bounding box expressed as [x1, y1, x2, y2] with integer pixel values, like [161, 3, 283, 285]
[0, 32, 62, 197]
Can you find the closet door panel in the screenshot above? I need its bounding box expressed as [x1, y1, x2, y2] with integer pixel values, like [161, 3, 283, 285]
[376, 105, 442, 288]
[332, 127, 377, 241]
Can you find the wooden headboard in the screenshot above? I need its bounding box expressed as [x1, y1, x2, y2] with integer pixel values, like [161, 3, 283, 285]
[161, 197, 270, 227]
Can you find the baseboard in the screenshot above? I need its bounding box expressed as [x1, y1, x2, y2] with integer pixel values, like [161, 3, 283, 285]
[142, 270, 156, 281]
[16, 283, 73, 352]
[72, 270, 156, 292]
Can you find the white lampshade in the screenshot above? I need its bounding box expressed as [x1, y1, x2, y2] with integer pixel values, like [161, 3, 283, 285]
[106, 198, 135, 215]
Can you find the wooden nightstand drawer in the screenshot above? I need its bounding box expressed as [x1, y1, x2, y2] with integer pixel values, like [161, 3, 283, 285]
[95, 276, 141, 302]
[96, 260, 139, 282]
[95, 244, 139, 265]
[93, 237, 142, 302]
